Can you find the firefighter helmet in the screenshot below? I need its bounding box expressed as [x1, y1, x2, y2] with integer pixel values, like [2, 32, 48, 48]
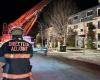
[9, 27, 24, 35]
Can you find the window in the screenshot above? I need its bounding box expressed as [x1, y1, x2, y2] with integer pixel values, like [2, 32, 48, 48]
[80, 29, 83, 32]
[98, 33, 100, 41]
[87, 22, 93, 27]
[74, 25, 78, 29]
[87, 10, 93, 17]
[68, 19, 72, 24]
[80, 18, 84, 22]
[74, 15, 78, 20]
[98, 21, 100, 29]
[97, 8, 100, 16]
[87, 22, 95, 29]
[98, 45, 100, 48]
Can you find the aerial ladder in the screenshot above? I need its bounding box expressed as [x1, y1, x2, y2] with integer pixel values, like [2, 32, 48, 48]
[1, 0, 49, 42]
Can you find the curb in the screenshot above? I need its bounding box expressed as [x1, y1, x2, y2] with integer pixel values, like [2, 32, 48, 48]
[47, 52, 100, 66]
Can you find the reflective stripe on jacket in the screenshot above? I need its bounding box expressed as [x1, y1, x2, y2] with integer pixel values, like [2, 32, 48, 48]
[4, 54, 31, 59]
[3, 72, 32, 79]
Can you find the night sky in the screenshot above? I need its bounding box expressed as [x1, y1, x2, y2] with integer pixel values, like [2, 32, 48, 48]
[0, 0, 99, 36]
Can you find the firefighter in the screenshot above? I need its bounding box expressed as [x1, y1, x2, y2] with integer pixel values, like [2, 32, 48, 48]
[0, 27, 33, 80]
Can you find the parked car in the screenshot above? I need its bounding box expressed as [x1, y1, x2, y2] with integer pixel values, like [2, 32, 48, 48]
[33, 47, 48, 56]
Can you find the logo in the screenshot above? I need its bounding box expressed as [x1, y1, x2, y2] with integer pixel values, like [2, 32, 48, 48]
[9, 42, 29, 51]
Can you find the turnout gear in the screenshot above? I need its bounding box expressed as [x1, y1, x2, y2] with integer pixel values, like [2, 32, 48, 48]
[0, 27, 33, 80]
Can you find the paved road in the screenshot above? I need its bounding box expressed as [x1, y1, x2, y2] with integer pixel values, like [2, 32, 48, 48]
[30, 54, 100, 80]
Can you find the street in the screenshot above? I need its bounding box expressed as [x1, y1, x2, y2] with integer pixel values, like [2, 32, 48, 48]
[30, 54, 100, 80]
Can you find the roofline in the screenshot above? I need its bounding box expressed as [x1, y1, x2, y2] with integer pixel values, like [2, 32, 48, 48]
[69, 4, 100, 18]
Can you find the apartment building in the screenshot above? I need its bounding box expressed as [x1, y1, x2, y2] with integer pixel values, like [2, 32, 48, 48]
[68, 5, 100, 50]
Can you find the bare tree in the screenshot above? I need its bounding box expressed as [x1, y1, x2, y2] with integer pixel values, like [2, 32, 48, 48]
[43, 0, 78, 45]
[67, 28, 77, 47]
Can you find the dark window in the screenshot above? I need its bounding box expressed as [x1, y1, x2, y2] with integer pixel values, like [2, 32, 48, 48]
[97, 9, 100, 16]
[74, 25, 78, 29]
[98, 33, 100, 41]
[31, 38, 34, 42]
[87, 22, 93, 27]
[87, 22, 95, 29]
[98, 45, 100, 48]
[80, 29, 83, 32]
[68, 19, 72, 24]
[98, 21, 100, 29]
[80, 18, 84, 22]
[87, 10, 93, 17]
[74, 16, 78, 20]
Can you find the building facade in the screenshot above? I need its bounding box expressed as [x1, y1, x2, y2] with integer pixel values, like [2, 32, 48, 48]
[68, 5, 100, 50]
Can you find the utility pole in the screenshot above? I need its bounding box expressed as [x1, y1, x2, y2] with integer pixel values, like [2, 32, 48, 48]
[39, 22, 44, 47]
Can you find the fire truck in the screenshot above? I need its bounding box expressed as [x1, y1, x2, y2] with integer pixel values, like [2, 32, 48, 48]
[1, 0, 50, 44]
